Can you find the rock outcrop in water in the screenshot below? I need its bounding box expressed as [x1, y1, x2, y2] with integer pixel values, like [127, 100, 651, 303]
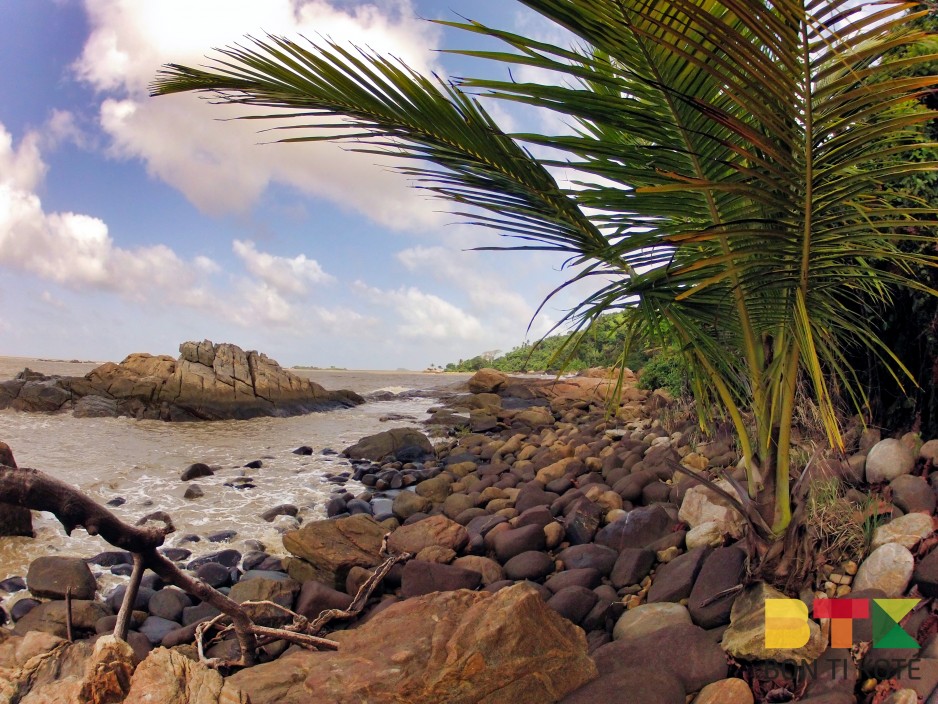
[0, 340, 364, 421]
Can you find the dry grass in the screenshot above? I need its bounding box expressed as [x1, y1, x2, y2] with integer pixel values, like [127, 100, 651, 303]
[806, 477, 879, 566]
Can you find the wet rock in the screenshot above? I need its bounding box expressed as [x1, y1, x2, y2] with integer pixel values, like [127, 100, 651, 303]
[206, 529, 237, 543]
[147, 588, 192, 623]
[195, 563, 231, 588]
[400, 560, 483, 597]
[0, 576, 26, 593]
[853, 542, 914, 597]
[13, 599, 110, 638]
[183, 484, 204, 499]
[865, 438, 916, 483]
[10, 597, 40, 621]
[260, 504, 299, 522]
[139, 616, 181, 646]
[181, 463, 214, 481]
[343, 428, 435, 464]
[244, 459, 263, 469]
[227, 583, 595, 704]
[106, 497, 126, 507]
[86, 551, 133, 567]
[27, 556, 98, 600]
[292, 445, 314, 455]
[187, 549, 241, 570]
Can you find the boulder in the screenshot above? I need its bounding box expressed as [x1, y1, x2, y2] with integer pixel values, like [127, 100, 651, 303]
[228, 576, 301, 626]
[613, 603, 692, 641]
[400, 560, 483, 597]
[387, 514, 469, 555]
[468, 368, 509, 394]
[181, 463, 214, 481]
[865, 438, 916, 483]
[2, 342, 364, 421]
[687, 546, 746, 628]
[0, 634, 136, 704]
[343, 428, 435, 463]
[27, 556, 98, 600]
[227, 583, 596, 704]
[13, 600, 110, 638]
[889, 474, 936, 514]
[295, 580, 354, 620]
[679, 482, 745, 537]
[647, 548, 710, 603]
[123, 646, 249, 703]
[282, 514, 387, 589]
[595, 505, 674, 551]
[871, 512, 934, 550]
[721, 582, 825, 665]
[853, 543, 915, 597]
[595, 622, 727, 694]
[560, 668, 684, 704]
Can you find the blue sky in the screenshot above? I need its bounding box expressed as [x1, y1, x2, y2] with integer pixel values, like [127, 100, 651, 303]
[0, 0, 587, 369]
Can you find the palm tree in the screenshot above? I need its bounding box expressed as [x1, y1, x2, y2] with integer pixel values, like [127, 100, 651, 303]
[153, 0, 937, 538]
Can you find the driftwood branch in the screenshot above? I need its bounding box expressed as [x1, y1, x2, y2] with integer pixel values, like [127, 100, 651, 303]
[0, 465, 405, 669]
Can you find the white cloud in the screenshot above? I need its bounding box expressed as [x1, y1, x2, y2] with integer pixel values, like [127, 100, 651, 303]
[0, 122, 219, 306]
[73, 0, 448, 230]
[233, 239, 333, 295]
[354, 281, 484, 340]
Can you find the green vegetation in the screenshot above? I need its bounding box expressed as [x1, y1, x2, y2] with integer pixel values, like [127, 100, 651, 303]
[444, 313, 646, 373]
[153, 0, 937, 539]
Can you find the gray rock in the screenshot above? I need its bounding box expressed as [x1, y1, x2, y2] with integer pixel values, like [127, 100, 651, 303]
[853, 543, 915, 597]
[139, 615, 181, 645]
[27, 556, 98, 600]
[183, 484, 204, 499]
[866, 438, 916, 483]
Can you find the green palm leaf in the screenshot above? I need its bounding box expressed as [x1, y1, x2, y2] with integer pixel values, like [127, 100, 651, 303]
[153, 0, 938, 535]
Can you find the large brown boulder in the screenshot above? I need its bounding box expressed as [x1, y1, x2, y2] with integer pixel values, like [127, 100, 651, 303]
[468, 368, 509, 394]
[387, 514, 469, 555]
[227, 582, 597, 704]
[0, 340, 364, 421]
[124, 646, 249, 704]
[0, 635, 136, 704]
[282, 514, 387, 588]
[343, 427, 435, 463]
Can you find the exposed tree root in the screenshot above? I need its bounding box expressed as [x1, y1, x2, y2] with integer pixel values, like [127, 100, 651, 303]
[0, 465, 411, 669]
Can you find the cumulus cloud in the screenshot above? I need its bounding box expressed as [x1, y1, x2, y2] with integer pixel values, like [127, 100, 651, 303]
[233, 239, 333, 295]
[73, 0, 447, 229]
[0, 122, 219, 305]
[354, 281, 484, 340]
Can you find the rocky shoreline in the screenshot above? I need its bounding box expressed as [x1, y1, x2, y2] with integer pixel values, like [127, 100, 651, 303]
[2, 368, 938, 702]
[0, 340, 364, 421]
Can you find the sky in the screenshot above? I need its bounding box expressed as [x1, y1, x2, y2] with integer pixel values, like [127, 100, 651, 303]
[0, 0, 587, 370]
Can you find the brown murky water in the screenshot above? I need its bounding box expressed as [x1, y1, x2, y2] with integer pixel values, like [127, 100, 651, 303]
[0, 356, 470, 594]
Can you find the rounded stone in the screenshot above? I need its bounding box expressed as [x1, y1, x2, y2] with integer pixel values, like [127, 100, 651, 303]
[853, 543, 914, 597]
[871, 512, 934, 550]
[613, 602, 692, 641]
[694, 678, 754, 704]
[546, 586, 599, 625]
[865, 439, 915, 483]
[26, 556, 98, 600]
[181, 463, 214, 481]
[503, 551, 554, 581]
